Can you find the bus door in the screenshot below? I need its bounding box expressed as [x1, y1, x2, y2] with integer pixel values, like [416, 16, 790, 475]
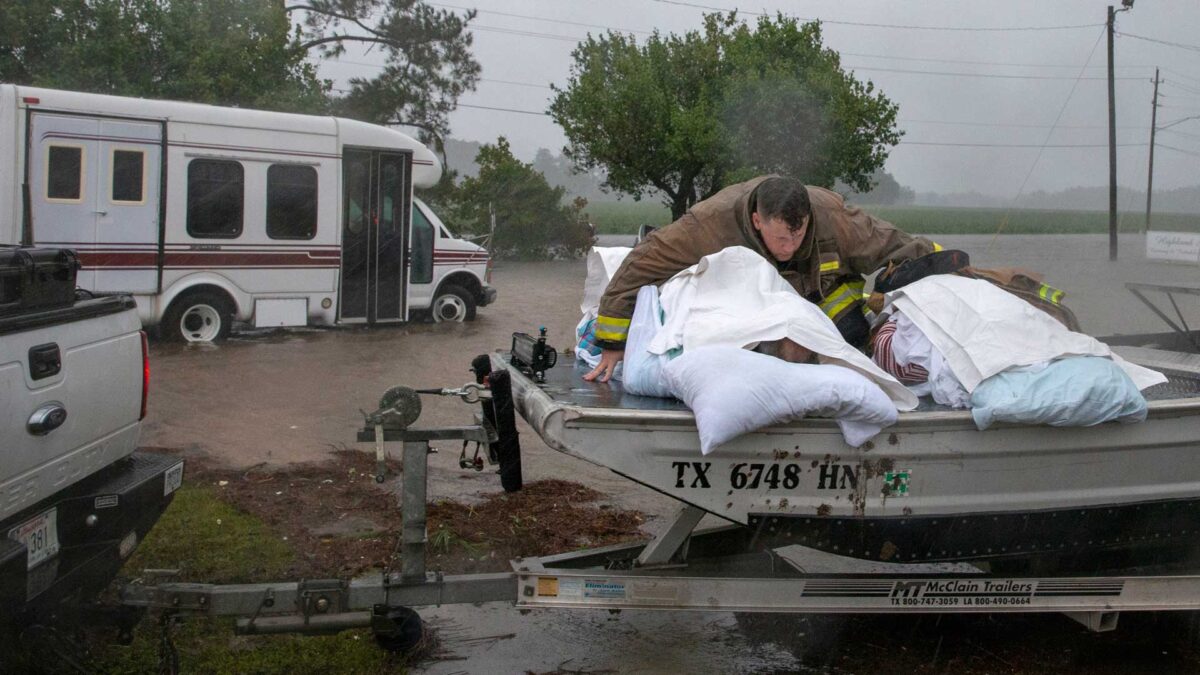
[28, 112, 162, 293]
[339, 149, 412, 323]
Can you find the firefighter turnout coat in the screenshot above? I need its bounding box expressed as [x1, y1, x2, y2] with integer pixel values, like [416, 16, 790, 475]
[595, 176, 940, 349]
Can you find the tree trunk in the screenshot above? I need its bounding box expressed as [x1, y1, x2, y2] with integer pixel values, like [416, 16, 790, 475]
[670, 172, 697, 220]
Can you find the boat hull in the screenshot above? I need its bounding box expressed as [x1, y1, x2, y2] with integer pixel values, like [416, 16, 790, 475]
[499, 353, 1200, 564]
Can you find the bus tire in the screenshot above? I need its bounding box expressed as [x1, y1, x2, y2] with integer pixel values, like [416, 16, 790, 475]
[431, 284, 476, 323]
[163, 290, 234, 343]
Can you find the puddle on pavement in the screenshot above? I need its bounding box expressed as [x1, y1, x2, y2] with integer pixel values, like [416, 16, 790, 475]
[416, 604, 802, 674]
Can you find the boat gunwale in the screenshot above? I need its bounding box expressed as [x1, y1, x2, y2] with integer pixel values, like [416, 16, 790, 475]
[497, 353, 1200, 436]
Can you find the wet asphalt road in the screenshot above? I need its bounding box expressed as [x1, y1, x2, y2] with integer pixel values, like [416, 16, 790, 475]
[143, 233, 1200, 673]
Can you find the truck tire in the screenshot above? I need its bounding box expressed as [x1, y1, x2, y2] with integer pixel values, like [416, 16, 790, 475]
[431, 284, 476, 323]
[163, 291, 234, 343]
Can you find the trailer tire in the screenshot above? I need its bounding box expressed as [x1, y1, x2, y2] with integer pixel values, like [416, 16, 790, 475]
[371, 606, 424, 654]
[163, 290, 234, 343]
[431, 284, 476, 323]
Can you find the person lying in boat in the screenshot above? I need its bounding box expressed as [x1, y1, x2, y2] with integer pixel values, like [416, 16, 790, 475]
[867, 273, 1166, 428]
[585, 176, 945, 382]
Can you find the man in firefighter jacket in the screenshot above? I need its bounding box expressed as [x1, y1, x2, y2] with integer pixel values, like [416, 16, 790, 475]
[584, 175, 942, 382]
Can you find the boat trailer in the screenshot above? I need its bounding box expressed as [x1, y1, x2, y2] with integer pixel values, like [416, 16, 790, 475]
[120, 365, 1200, 657]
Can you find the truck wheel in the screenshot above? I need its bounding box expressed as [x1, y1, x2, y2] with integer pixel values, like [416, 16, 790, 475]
[431, 284, 476, 323]
[164, 291, 234, 343]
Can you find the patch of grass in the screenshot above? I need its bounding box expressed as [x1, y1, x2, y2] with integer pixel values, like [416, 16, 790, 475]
[120, 484, 293, 583]
[91, 483, 400, 674]
[96, 620, 393, 675]
[586, 200, 671, 234]
[587, 199, 1200, 235]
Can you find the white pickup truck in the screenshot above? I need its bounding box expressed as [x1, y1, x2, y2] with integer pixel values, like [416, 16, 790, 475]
[0, 246, 182, 628]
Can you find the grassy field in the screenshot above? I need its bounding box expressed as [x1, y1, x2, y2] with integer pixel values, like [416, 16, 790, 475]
[586, 200, 1200, 236]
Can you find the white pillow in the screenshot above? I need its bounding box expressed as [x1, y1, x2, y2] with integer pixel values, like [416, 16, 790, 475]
[664, 346, 898, 454]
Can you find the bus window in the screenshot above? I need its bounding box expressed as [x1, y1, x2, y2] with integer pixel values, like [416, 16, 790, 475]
[47, 145, 84, 202]
[187, 159, 243, 238]
[111, 149, 146, 204]
[267, 164, 317, 239]
[411, 205, 434, 284]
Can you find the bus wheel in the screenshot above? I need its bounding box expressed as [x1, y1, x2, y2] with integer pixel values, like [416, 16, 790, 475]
[164, 291, 234, 342]
[431, 284, 476, 323]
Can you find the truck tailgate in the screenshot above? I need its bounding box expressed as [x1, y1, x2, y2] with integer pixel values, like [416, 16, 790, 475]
[1, 297, 143, 522]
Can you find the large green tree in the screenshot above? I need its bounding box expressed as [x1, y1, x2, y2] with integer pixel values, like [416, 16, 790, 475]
[0, 0, 328, 112]
[0, 1, 481, 139]
[549, 13, 902, 219]
[289, 0, 480, 145]
[439, 138, 591, 259]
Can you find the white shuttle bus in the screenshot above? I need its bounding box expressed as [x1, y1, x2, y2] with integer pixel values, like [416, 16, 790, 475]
[0, 85, 495, 341]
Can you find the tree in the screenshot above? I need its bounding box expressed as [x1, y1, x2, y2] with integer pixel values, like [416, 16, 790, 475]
[549, 12, 902, 219]
[0, 1, 481, 138]
[0, 0, 328, 112]
[445, 138, 591, 259]
[291, 0, 481, 146]
[835, 169, 915, 205]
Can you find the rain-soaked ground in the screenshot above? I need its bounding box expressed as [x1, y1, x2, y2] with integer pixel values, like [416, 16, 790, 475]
[143, 233, 1200, 673]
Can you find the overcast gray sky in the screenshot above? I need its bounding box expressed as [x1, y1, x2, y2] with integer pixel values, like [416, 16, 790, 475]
[315, 0, 1200, 198]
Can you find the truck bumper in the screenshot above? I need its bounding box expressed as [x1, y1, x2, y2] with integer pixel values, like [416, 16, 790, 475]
[479, 284, 498, 307]
[0, 452, 183, 624]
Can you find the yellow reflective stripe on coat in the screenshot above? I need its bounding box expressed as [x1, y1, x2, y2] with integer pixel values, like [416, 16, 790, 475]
[819, 260, 840, 273]
[1037, 283, 1065, 305]
[594, 315, 631, 341]
[932, 242, 944, 252]
[819, 281, 865, 320]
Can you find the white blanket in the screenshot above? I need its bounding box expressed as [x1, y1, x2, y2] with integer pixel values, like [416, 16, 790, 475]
[647, 246, 919, 411]
[887, 275, 1166, 392]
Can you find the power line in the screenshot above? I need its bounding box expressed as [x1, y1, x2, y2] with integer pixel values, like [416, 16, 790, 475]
[323, 56, 554, 89]
[846, 64, 1143, 81]
[899, 141, 1145, 148]
[649, 0, 1104, 32]
[1164, 80, 1200, 97]
[1117, 32, 1200, 54]
[470, 23, 582, 43]
[841, 50, 1153, 71]
[429, 2, 652, 35]
[456, 102, 550, 116]
[901, 118, 1144, 130]
[1158, 143, 1200, 158]
[1163, 68, 1200, 89]
[1160, 127, 1200, 141]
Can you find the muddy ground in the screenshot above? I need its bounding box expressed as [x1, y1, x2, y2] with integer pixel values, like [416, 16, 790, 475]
[138, 235, 1200, 673]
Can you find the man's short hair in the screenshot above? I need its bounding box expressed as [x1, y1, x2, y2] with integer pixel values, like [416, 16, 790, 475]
[756, 177, 811, 232]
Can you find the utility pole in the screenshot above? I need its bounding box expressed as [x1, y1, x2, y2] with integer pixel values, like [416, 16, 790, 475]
[1145, 67, 1160, 233]
[1107, 5, 1118, 261]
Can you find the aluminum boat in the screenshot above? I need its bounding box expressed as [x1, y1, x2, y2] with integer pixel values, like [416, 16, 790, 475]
[497, 340, 1200, 569]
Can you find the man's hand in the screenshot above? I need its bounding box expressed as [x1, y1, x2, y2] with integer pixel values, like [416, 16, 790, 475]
[584, 348, 625, 383]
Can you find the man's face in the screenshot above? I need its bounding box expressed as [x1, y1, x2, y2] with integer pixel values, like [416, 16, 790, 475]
[752, 212, 808, 261]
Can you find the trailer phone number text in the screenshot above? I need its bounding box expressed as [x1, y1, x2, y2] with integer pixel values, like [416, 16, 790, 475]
[889, 596, 1032, 607]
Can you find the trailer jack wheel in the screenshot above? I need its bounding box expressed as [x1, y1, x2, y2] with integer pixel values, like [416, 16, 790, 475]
[370, 605, 423, 654]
